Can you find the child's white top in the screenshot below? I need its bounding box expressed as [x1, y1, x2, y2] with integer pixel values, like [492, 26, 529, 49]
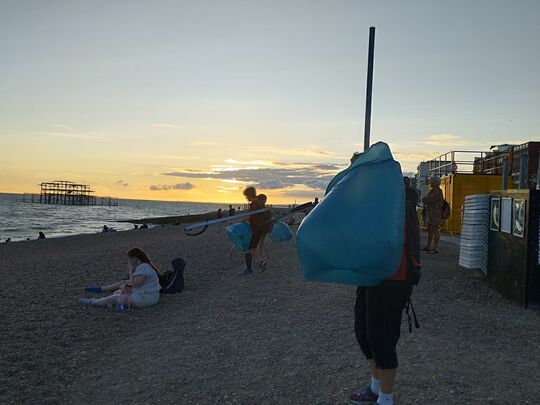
[133, 263, 161, 295]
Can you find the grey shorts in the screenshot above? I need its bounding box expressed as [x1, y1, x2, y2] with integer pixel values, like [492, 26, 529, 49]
[129, 292, 159, 308]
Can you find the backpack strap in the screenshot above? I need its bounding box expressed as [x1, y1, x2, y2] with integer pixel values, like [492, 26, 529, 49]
[405, 294, 420, 333]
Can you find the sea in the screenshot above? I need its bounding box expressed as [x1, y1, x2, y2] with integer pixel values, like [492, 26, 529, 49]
[0, 193, 242, 242]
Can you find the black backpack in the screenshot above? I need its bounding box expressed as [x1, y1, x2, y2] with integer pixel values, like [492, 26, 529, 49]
[159, 258, 185, 294]
[441, 200, 451, 220]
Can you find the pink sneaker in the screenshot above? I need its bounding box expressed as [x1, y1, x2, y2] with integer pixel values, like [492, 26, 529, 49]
[349, 386, 378, 404]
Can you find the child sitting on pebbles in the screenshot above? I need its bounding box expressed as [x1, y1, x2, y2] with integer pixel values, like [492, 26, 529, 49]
[79, 247, 161, 310]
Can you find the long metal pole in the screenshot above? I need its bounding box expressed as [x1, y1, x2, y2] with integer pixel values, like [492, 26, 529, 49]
[364, 27, 376, 152]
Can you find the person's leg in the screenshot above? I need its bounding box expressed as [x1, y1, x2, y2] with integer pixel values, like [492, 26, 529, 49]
[126, 293, 159, 308]
[350, 287, 380, 404]
[242, 250, 253, 274]
[424, 224, 433, 250]
[366, 282, 408, 405]
[367, 359, 379, 379]
[241, 246, 257, 276]
[378, 369, 397, 404]
[433, 226, 440, 252]
[241, 231, 262, 274]
[89, 293, 129, 307]
[257, 235, 268, 271]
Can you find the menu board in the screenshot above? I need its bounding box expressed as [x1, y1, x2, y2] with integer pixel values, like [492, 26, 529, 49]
[490, 198, 500, 231]
[500, 198, 512, 234]
[512, 199, 526, 238]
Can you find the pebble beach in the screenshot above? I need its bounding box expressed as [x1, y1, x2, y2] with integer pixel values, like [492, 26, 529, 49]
[1, 226, 539, 404]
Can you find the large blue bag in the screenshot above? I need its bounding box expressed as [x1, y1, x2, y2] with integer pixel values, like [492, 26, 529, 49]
[296, 142, 404, 286]
[226, 222, 252, 252]
[269, 221, 293, 242]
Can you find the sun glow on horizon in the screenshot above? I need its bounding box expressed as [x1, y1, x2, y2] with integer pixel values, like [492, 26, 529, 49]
[1, 1, 538, 204]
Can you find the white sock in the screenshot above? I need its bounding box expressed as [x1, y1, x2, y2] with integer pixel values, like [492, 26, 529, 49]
[370, 377, 380, 394]
[376, 391, 394, 405]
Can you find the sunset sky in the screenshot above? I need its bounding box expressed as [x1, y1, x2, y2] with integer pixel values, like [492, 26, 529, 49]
[1, 0, 539, 204]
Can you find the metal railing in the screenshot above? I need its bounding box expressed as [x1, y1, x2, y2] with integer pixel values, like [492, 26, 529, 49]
[427, 150, 511, 176]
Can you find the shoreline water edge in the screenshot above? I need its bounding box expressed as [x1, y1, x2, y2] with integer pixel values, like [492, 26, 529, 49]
[0, 191, 294, 243]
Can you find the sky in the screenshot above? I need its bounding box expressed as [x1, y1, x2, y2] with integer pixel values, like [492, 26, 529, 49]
[1, 0, 539, 204]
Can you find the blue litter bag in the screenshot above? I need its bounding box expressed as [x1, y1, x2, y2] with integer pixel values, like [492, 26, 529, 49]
[226, 222, 252, 252]
[269, 221, 293, 242]
[296, 142, 404, 286]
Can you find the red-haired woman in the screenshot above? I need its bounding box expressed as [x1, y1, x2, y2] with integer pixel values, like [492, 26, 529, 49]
[79, 247, 161, 309]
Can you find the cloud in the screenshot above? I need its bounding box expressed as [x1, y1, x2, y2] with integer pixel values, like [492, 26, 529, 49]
[394, 151, 444, 162]
[52, 123, 76, 130]
[43, 132, 109, 141]
[248, 145, 333, 158]
[162, 160, 342, 191]
[152, 154, 202, 161]
[276, 189, 323, 200]
[225, 159, 271, 166]
[43, 123, 117, 143]
[116, 180, 129, 187]
[152, 123, 180, 128]
[216, 185, 243, 193]
[149, 182, 194, 191]
[421, 134, 473, 147]
[191, 141, 233, 146]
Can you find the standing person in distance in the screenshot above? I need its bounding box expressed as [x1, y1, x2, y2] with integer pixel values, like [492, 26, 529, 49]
[255, 193, 272, 272]
[403, 177, 418, 205]
[422, 175, 444, 254]
[216, 208, 224, 233]
[239, 186, 265, 276]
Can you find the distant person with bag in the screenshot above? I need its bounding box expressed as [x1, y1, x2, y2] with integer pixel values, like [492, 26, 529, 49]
[216, 208, 224, 233]
[79, 247, 161, 309]
[239, 186, 267, 276]
[255, 193, 272, 272]
[422, 175, 444, 254]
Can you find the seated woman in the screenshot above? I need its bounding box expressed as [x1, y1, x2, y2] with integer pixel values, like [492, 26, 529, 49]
[79, 247, 161, 309]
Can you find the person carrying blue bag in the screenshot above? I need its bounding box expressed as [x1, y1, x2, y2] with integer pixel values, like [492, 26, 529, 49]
[239, 186, 270, 276]
[296, 142, 419, 405]
[349, 171, 421, 405]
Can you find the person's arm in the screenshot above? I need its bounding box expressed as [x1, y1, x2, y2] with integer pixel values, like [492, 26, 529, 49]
[100, 279, 129, 292]
[90, 261, 135, 292]
[422, 189, 435, 205]
[242, 202, 253, 222]
[129, 275, 146, 288]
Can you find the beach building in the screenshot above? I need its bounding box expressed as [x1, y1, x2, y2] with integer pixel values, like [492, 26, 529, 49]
[421, 143, 540, 234]
[427, 142, 540, 308]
